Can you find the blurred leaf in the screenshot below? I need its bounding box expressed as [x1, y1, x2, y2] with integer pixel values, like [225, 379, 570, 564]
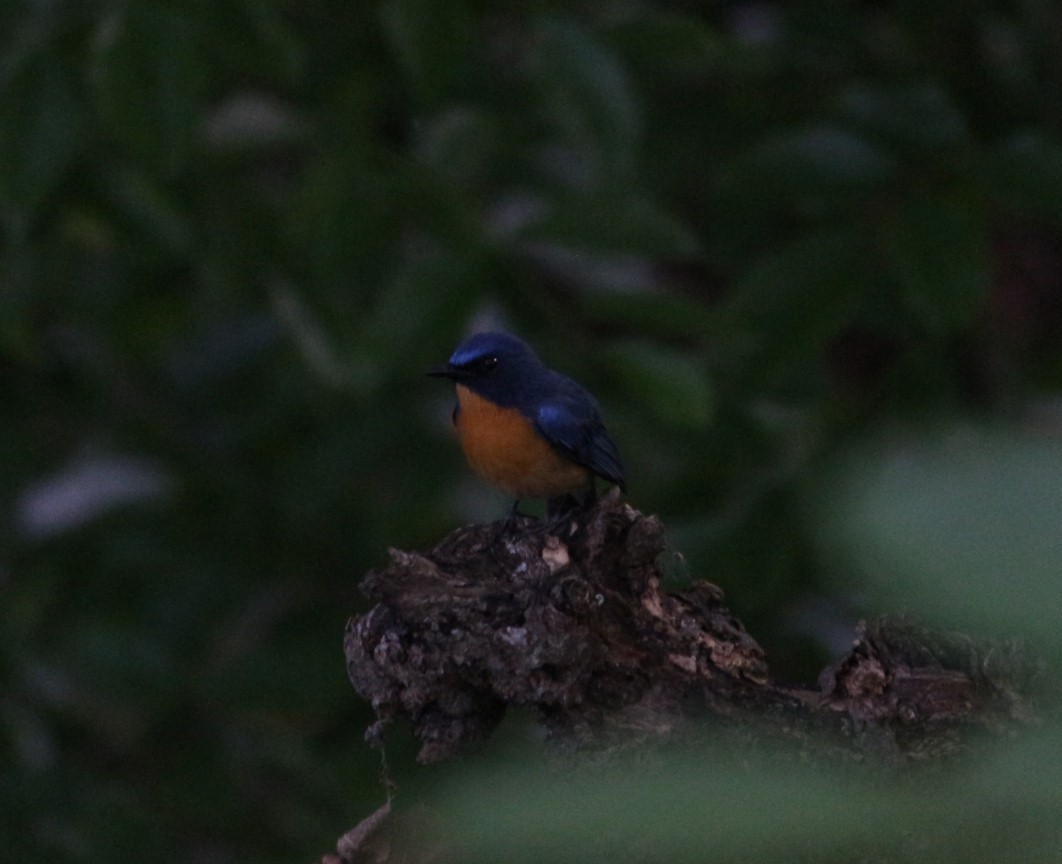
[380, 0, 478, 110]
[92, 3, 211, 168]
[204, 639, 346, 714]
[819, 427, 1062, 648]
[202, 1, 305, 85]
[714, 125, 896, 219]
[0, 53, 85, 213]
[414, 107, 498, 188]
[522, 191, 700, 257]
[291, 154, 404, 296]
[760, 127, 896, 187]
[979, 132, 1062, 223]
[432, 729, 1062, 864]
[581, 291, 716, 341]
[202, 92, 306, 152]
[883, 192, 990, 335]
[358, 244, 484, 368]
[603, 341, 713, 431]
[530, 18, 641, 183]
[605, 11, 724, 74]
[98, 165, 194, 260]
[719, 228, 869, 385]
[271, 285, 372, 392]
[71, 624, 173, 704]
[833, 81, 968, 153]
[0, 244, 41, 359]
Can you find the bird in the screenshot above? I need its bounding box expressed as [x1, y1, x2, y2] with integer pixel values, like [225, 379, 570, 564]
[428, 331, 625, 522]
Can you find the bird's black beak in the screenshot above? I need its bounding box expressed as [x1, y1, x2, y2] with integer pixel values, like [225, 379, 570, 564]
[427, 363, 463, 380]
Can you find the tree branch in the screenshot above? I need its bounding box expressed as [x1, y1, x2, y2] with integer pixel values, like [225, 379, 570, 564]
[331, 490, 1042, 861]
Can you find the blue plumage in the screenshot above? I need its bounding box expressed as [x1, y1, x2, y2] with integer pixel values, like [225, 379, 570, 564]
[535, 393, 625, 490]
[430, 331, 626, 493]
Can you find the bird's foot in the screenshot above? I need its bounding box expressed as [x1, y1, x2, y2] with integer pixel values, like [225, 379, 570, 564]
[488, 499, 533, 545]
[544, 488, 597, 536]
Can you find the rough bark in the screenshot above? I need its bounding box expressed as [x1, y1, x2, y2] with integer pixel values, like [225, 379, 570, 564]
[330, 489, 1043, 862]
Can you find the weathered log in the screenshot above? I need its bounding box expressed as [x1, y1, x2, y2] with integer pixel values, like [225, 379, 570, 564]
[344, 490, 1038, 764]
[331, 490, 1044, 863]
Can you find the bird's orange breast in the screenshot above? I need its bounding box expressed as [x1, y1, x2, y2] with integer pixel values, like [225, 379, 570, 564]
[454, 384, 590, 498]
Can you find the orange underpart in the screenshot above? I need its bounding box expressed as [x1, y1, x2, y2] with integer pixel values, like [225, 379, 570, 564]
[454, 384, 590, 498]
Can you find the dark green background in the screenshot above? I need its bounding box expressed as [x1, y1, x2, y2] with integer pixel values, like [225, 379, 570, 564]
[3, 2, 1062, 861]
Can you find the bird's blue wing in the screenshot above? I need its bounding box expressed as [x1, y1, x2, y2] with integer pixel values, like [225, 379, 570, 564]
[535, 393, 626, 490]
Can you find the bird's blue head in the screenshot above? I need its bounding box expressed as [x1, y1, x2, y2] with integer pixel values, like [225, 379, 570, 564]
[428, 331, 548, 408]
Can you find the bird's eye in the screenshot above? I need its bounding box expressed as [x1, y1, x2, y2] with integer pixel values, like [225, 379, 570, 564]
[480, 355, 499, 372]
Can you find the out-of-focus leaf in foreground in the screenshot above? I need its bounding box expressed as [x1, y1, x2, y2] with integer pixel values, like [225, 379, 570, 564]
[816, 427, 1062, 649]
[429, 728, 1062, 864]
[883, 192, 990, 336]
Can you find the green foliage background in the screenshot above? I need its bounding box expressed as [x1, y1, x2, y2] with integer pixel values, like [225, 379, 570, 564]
[3, 1, 1062, 861]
